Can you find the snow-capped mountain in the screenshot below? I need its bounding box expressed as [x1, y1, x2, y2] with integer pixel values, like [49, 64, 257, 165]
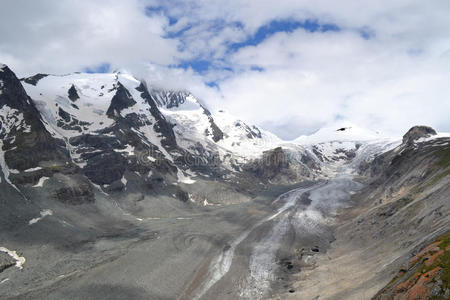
[19, 71, 191, 195]
[288, 121, 400, 175]
[214, 110, 283, 158]
[1, 63, 403, 199]
[150, 89, 224, 153]
[293, 120, 384, 144]
[150, 89, 283, 162]
[23, 72, 177, 156]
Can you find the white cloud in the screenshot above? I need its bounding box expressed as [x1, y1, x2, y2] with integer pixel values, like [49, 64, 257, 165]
[1, 0, 450, 138]
[0, 0, 179, 75]
[216, 28, 450, 137]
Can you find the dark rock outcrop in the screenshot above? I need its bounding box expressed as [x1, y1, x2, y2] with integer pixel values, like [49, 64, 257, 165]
[242, 146, 318, 184]
[136, 82, 178, 150]
[0, 64, 72, 172]
[21, 73, 48, 86]
[402, 125, 437, 145]
[56, 107, 90, 132]
[1, 64, 95, 208]
[301, 153, 320, 170]
[151, 90, 188, 109]
[68, 84, 79, 102]
[364, 126, 446, 185]
[53, 174, 95, 205]
[201, 105, 224, 142]
[175, 189, 189, 202]
[83, 152, 127, 185]
[243, 147, 295, 183]
[106, 82, 136, 118]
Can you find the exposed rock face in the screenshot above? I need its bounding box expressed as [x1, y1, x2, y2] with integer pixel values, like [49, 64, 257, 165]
[83, 151, 127, 185]
[175, 189, 189, 202]
[243, 147, 316, 183]
[0, 252, 15, 273]
[1, 65, 98, 208]
[0, 64, 72, 173]
[67, 84, 79, 102]
[136, 82, 177, 150]
[244, 147, 289, 179]
[201, 105, 224, 142]
[402, 125, 437, 145]
[68, 125, 176, 187]
[53, 174, 95, 205]
[300, 153, 320, 170]
[106, 82, 136, 118]
[151, 90, 189, 109]
[21, 73, 48, 86]
[57, 107, 90, 132]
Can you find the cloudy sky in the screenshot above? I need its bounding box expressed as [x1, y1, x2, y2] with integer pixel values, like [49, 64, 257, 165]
[1, 0, 450, 139]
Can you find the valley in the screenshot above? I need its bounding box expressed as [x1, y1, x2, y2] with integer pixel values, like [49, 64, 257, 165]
[1, 63, 449, 299]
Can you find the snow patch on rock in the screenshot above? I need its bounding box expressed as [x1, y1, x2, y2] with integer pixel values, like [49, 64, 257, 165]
[28, 209, 53, 225]
[33, 176, 49, 187]
[0, 247, 26, 269]
[24, 166, 43, 172]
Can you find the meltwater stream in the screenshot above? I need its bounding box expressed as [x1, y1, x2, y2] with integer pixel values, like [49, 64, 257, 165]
[193, 175, 362, 299]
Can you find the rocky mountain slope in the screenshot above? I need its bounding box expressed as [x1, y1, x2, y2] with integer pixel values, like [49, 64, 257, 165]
[281, 126, 450, 300]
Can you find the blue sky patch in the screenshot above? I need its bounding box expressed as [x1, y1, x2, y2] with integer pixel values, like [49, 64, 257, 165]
[229, 19, 340, 51]
[84, 63, 111, 73]
[158, 14, 343, 76]
[166, 23, 193, 39]
[206, 81, 219, 88]
[175, 59, 211, 73]
[173, 18, 340, 74]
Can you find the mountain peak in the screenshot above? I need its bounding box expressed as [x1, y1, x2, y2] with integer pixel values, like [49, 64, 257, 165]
[293, 121, 384, 144]
[402, 125, 437, 144]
